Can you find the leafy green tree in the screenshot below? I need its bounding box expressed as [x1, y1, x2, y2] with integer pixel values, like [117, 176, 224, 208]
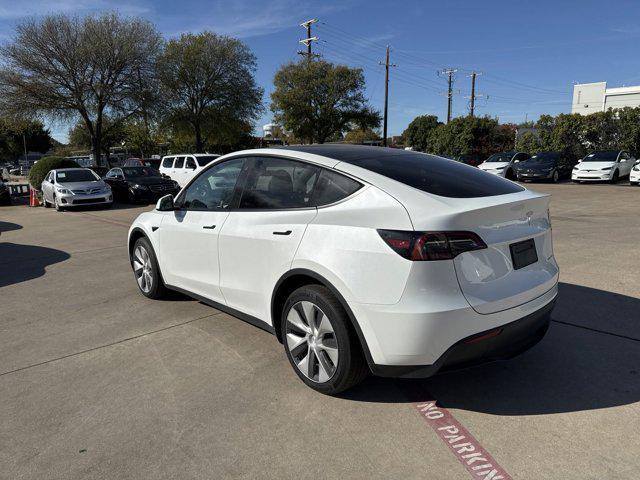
[271, 60, 380, 144]
[157, 32, 263, 152]
[549, 114, 586, 160]
[428, 115, 511, 159]
[515, 131, 542, 154]
[617, 107, 640, 156]
[0, 13, 162, 166]
[0, 118, 52, 161]
[582, 110, 618, 151]
[28, 156, 79, 189]
[68, 119, 126, 161]
[401, 115, 441, 152]
[344, 127, 380, 144]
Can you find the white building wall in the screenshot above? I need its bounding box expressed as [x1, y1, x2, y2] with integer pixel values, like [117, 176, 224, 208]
[572, 82, 640, 115]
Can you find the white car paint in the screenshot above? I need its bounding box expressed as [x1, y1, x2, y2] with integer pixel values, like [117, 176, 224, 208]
[477, 151, 530, 179]
[571, 150, 636, 182]
[630, 160, 640, 185]
[41, 168, 112, 209]
[128, 146, 558, 385]
[159, 153, 221, 187]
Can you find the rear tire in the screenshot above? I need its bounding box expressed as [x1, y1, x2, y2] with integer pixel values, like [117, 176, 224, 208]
[281, 285, 368, 395]
[131, 237, 168, 299]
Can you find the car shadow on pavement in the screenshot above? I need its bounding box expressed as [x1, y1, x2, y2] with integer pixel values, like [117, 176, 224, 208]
[0, 242, 70, 288]
[0, 221, 23, 234]
[342, 282, 640, 415]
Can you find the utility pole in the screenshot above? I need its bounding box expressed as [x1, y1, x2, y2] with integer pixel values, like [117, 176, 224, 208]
[298, 19, 319, 58]
[379, 46, 397, 147]
[439, 68, 457, 123]
[467, 71, 484, 117]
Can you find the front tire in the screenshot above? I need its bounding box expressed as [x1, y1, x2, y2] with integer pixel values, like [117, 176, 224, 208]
[281, 285, 368, 395]
[611, 170, 619, 183]
[551, 169, 560, 183]
[54, 195, 63, 211]
[131, 237, 168, 299]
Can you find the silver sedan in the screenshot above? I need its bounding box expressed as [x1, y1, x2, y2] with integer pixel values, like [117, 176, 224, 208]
[41, 168, 113, 211]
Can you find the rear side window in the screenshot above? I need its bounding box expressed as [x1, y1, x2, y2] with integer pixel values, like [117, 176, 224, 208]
[342, 152, 523, 198]
[239, 157, 320, 209]
[196, 155, 220, 167]
[185, 157, 197, 169]
[313, 169, 362, 206]
[174, 157, 185, 168]
[162, 157, 173, 168]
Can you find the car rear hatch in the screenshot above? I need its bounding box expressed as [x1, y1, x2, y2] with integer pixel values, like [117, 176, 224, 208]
[406, 191, 558, 314]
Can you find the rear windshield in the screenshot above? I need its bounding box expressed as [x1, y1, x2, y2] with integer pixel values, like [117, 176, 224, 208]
[196, 155, 220, 167]
[341, 151, 524, 198]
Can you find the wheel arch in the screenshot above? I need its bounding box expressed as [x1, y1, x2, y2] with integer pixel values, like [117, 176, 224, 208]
[271, 268, 375, 368]
[128, 227, 148, 261]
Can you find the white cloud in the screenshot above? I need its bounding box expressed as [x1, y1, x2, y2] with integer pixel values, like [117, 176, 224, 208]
[0, 0, 150, 20]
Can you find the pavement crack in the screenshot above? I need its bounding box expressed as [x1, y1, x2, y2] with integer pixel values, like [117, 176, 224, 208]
[0, 312, 221, 378]
[551, 319, 640, 342]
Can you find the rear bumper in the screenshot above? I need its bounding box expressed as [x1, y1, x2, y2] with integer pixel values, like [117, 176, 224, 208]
[370, 297, 555, 378]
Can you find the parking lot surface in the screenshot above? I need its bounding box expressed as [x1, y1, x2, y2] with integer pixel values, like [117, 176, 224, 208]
[1, 182, 639, 479]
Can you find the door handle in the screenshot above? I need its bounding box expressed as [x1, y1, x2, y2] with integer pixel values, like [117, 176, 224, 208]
[202, 225, 216, 230]
[273, 230, 292, 236]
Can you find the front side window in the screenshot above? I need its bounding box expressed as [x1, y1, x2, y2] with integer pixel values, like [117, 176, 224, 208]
[162, 157, 173, 168]
[239, 157, 320, 209]
[185, 157, 197, 169]
[178, 158, 244, 210]
[174, 157, 185, 168]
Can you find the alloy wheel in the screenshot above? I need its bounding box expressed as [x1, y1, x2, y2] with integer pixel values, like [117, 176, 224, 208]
[285, 301, 339, 383]
[133, 245, 153, 293]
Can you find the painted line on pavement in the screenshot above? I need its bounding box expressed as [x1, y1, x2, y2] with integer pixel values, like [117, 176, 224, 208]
[398, 382, 511, 480]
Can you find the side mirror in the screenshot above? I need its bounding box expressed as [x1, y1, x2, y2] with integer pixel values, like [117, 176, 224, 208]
[156, 194, 175, 211]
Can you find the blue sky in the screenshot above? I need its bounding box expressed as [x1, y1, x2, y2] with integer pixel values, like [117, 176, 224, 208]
[2, 0, 640, 143]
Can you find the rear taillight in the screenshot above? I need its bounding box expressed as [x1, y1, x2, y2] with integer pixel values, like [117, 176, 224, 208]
[378, 230, 487, 261]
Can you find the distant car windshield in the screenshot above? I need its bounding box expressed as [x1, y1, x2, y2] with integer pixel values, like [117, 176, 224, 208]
[123, 167, 157, 177]
[56, 170, 99, 182]
[196, 155, 220, 167]
[582, 151, 619, 162]
[527, 152, 559, 163]
[485, 153, 514, 163]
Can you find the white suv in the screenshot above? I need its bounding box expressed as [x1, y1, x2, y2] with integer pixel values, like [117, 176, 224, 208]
[128, 146, 558, 394]
[159, 154, 220, 187]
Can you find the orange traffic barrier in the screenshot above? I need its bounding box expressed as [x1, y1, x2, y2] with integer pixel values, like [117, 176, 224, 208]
[29, 186, 40, 207]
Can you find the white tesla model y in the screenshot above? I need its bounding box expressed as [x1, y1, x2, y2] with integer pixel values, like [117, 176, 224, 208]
[128, 145, 558, 394]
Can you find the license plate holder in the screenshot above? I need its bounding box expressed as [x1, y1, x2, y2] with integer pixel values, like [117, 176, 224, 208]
[510, 238, 538, 270]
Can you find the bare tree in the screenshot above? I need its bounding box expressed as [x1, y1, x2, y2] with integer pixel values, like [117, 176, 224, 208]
[0, 13, 162, 165]
[157, 32, 263, 152]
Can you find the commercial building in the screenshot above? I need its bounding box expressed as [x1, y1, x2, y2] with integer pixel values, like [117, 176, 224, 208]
[572, 82, 640, 115]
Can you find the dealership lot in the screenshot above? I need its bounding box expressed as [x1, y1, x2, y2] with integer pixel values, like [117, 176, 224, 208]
[1, 182, 639, 479]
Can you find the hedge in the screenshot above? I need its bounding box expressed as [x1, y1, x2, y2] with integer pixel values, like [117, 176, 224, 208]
[28, 156, 80, 190]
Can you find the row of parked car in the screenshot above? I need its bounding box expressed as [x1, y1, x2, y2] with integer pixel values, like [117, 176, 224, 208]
[37, 153, 222, 211]
[470, 149, 639, 184]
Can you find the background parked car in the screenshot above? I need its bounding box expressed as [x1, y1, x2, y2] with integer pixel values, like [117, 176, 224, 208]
[515, 151, 578, 183]
[0, 176, 10, 205]
[478, 151, 530, 180]
[159, 154, 221, 187]
[571, 150, 636, 183]
[41, 168, 113, 211]
[88, 166, 110, 178]
[454, 153, 483, 167]
[630, 160, 640, 185]
[104, 166, 180, 203]
[123, 158, 162, 170]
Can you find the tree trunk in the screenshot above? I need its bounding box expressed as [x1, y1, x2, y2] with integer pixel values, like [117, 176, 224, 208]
[194, 121, 203, 153]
